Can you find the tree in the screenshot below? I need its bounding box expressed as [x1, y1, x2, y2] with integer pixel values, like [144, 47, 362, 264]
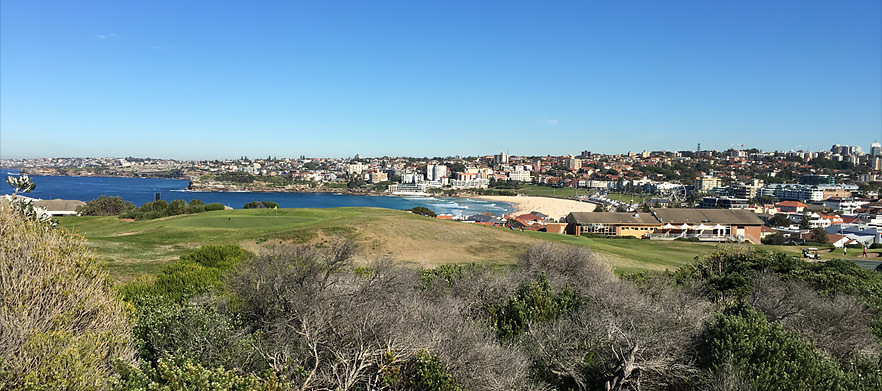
[769, 214, 793, 227]
[810, 227, 828, 244]
[77, 195, 136, 216]
[0, 202, 133, 389]
[799, 213, 811, 229]
[187, 199, 206, 213]
[594, 204, 606, 212]
[761, 233, 786, 245]
[167, 199, 187, 216]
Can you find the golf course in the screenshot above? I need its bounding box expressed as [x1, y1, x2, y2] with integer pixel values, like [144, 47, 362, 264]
[56, 207, 881, 280]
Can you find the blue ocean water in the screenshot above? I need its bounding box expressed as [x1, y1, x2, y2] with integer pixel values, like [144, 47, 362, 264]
[0, 169, 511, 217]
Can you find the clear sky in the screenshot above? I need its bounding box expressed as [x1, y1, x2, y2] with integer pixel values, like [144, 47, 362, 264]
[1, 1, 880, 160]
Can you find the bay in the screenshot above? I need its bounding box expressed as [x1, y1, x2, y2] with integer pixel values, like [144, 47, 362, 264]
[0, 169, 511, 217]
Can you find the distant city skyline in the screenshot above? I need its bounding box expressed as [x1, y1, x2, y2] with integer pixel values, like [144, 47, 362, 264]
[3, 139, 882, 162]
[2, 1, 880, 160]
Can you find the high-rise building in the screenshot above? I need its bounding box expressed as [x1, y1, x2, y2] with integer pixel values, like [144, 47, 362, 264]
[694, 175, 720, 193]
[567, 157, 582, 170]
[494, 152, 509, 164]
[426, 164, 448, 181]
[870, 142, 881, 157]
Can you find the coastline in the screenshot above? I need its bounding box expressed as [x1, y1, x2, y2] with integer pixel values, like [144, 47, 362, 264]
[475, 195, 600, 220]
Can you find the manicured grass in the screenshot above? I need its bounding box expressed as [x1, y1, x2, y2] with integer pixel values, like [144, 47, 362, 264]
[603, 192, 651, 204]
[58, 207, 725, 280]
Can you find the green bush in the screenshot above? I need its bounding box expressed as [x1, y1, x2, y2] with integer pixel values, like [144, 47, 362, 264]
[129, 299, 256, 369]
[410, 206, 437, 218]
[166, 199, 187, 216]
[243, 201, 279, 209]
[180, 244, 250, 269]
[113, 355, 280, 391]
[119, 245, 250, 304]
[78, 195, 136, 216]
[701, 306, 849, 390]
[761, 232, 786, 245]
[187, 199, 205, 213]
[382, 350, 462, 391]
[488, 273, 582, 340]
[204, 203, 225, 211]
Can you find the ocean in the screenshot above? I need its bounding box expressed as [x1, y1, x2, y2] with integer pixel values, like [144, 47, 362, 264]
[0, 169, 511, 217]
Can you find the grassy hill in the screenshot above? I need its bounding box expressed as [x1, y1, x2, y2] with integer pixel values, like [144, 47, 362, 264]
[57, 207, 730, 280]
[62, 207, 882, 280]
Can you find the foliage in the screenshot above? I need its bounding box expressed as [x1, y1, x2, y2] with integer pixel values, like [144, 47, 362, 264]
[244, 201, 279, 209]
[0, 202, 133, 390]
[187, 199, 205, 213]
[761, 232, 786, 245]
[382, 350, 462, 391]
[768, 213, 793, 227]
[78, 195, 136, 216]
[488, 273, 581, 340]
[180, 244, 251, 268]
[347, 177, 366, 189]
[121, 198, 209, 220]
[215, 171, 256, 183]
[204, 202, 225, 211]
[128, 299, 259, 371]
[4, 174, 51, 223]
[119, 245, 250, 304]
[113, 355, 283, 391]
[410, 206, 437, 218]
[701, 306, 850, 390]
[810, 227, 829, 244]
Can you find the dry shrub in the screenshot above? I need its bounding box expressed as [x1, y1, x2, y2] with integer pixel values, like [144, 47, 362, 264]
[0, 202, 133, 389]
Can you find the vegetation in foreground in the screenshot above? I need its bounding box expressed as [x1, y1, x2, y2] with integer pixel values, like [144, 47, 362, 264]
[4, 197, 882, 390]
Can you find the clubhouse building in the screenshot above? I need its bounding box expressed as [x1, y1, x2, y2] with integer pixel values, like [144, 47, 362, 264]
[565, 209, 764, 244]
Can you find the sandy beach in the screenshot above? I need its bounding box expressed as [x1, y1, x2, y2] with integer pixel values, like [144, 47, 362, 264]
[476, 195, 600, 220]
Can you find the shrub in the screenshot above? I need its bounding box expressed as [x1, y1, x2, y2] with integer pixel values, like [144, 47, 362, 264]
[119, 245, 250, 304]
[113, 355, 280, 391]
[410, 206, 437, 218]
[761, 232, 786, 245]
[383, 350, 462, 391]
[166, 199, 187, 216]
[243, 201, 279, 209]
[0, 202, 133, 389]
[488, 273, 581, 340]
[187, 199, 206, 213]
[204, 203, 225, 211]
[701, 306, 849, 390]
[180, 244, 251, 269]
[77, 195, 136, 216]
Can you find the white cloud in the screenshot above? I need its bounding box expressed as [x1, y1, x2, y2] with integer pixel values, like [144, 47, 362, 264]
[547, 119, 559, 126]
[94, 33, 116, 39]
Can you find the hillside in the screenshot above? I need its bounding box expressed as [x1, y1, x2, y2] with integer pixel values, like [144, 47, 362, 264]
[57, 207, 728, 279]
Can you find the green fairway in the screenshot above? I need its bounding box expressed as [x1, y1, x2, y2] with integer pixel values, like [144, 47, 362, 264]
[59, 207, 735, 280]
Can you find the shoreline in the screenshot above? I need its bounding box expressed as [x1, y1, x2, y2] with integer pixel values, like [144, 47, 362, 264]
[475, 195, 600, 220]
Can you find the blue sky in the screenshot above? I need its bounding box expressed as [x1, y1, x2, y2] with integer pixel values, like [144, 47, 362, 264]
[1, 1, 880, 159]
